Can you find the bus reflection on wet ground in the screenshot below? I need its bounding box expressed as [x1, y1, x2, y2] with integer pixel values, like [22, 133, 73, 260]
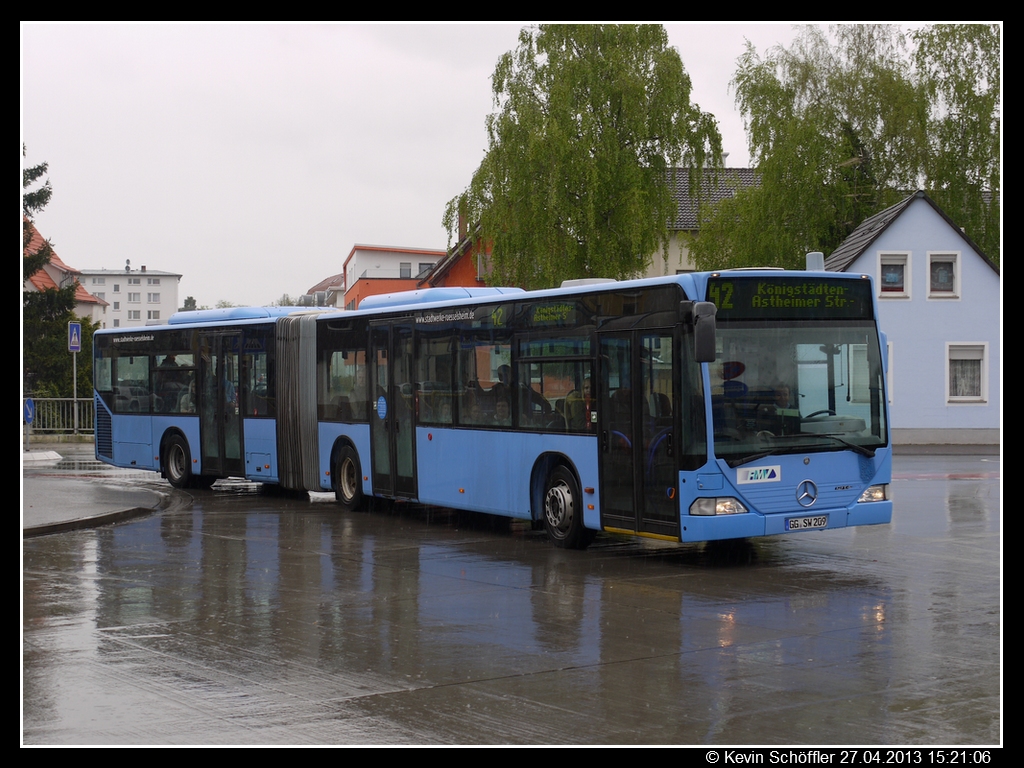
[22, 453, 999, 745]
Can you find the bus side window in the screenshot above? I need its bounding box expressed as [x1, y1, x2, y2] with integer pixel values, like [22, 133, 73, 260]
[114, 354, 151, 413]
[247, 352, 270, 416]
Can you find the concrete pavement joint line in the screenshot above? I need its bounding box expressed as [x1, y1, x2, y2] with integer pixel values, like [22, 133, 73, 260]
[352, 650, 709, 695]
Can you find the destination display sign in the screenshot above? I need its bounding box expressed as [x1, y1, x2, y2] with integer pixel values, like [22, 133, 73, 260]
[527, 301, 576, 327]
[706, 276, 874, 320]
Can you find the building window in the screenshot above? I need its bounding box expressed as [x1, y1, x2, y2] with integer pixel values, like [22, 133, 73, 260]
[128, 277, 141, 285]
[128, 310, 141, 320]
[879, 253, 910, 298]
[418, 262, 434, 277]
[113, 284, 120, 293]
[113, 319, 120, 327]
[947, 344, 986, 403]
[929, 253, 959, 299]
[147, 311, 160, 320]
[92, 277, 105, 285]
[113, 302, 120, 310]
[400, 262, 411, 279]
[148, 292, 160, 303]
[128, 292, 140, 303]
[147, 278, 161, 285]
[94, 292, 105, 301]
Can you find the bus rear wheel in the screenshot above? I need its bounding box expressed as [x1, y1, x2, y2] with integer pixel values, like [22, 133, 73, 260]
[164, 435, 193, 490]
[335, 446, 365, 512]
[543, 466, 594, 550]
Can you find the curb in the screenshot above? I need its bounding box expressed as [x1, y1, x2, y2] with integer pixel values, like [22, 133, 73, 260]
[23, 487, 195, 539]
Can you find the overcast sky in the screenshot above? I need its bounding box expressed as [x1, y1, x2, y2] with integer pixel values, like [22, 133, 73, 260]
[20, 23, 809, 309]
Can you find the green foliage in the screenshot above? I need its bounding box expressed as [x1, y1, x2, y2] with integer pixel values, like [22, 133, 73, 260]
[22, 283, 96, 397]
[23, 148, 55, 281]
[691, 24, 1000, 270]
[23, 302, 97, 397]
[23, 148, 96, 397]
[183, 296, 197, 311]
[22, 144, 52, 219]
[913, 24, 1000, 261]
[444, 24, 722, 289]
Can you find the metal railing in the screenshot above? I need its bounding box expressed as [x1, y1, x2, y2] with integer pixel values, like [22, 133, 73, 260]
[24, 398, 94, 434]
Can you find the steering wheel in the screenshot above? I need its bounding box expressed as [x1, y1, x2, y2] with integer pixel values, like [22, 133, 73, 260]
[805, 410, 837, 418]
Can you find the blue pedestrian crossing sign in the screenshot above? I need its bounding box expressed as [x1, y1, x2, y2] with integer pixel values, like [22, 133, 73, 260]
[68, 322, 82, 353]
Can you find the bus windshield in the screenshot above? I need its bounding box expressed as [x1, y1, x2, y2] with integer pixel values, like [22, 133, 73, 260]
[710, 320, 888, 466]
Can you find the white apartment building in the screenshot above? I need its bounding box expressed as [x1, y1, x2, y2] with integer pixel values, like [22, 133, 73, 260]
[79, 265, 182, 329]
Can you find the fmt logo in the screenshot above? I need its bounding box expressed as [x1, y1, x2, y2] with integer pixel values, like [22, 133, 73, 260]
[737, 465, 782, 485]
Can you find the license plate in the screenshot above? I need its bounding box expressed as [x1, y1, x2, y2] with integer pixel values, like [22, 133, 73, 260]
[786, 515, 828, 531]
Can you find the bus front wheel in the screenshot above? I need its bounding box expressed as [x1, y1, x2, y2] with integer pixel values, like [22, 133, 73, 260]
[335, 446, 365, 512]
[543, 466, 593, 550]
[164, 435, 193, 490]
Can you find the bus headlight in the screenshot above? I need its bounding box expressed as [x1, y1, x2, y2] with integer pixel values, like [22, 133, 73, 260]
[858, 484, 889, 503]
[689, 497, 748, 516]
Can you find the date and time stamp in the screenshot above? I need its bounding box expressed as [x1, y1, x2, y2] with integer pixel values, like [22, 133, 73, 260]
[704, 751, 995, 765]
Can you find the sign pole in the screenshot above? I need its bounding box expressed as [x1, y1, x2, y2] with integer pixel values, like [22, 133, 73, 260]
[69, 322, 82, 434]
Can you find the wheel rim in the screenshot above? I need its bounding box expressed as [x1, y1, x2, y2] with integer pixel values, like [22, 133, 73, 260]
[340, 457, 358, 502]
[544, 480, 574, 536]
[168, 444, 186, 482]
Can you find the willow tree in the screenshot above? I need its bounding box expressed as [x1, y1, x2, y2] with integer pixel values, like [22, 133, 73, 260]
[444, 25, 722, 289]
[691, 24, 1000, 271]
[914, 24, 1000, 262]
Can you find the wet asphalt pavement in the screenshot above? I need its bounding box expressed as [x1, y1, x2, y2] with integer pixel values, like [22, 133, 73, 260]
[22, 445, 1000, 745]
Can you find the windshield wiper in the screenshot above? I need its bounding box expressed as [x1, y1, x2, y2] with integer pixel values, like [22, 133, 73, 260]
[821, 435, 876, 458]
[725, 450, 780, 469]
[724, 435, 875, 467]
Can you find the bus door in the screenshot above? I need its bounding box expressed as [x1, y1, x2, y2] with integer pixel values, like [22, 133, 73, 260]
[199, 332, 243, 478]
[598, 330, 679, 539]
[369, 322, 417, 499]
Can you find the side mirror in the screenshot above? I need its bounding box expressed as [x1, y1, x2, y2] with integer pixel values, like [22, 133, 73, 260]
[679, 301, 717, 363]
[692, 301, 717, 363]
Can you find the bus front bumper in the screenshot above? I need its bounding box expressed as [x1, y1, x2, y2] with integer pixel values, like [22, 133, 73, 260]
[680, 501, 892, 543]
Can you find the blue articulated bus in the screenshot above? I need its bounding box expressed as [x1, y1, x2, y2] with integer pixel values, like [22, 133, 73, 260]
[94, 271, 892, 549]
[93, 306, 300, 489]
